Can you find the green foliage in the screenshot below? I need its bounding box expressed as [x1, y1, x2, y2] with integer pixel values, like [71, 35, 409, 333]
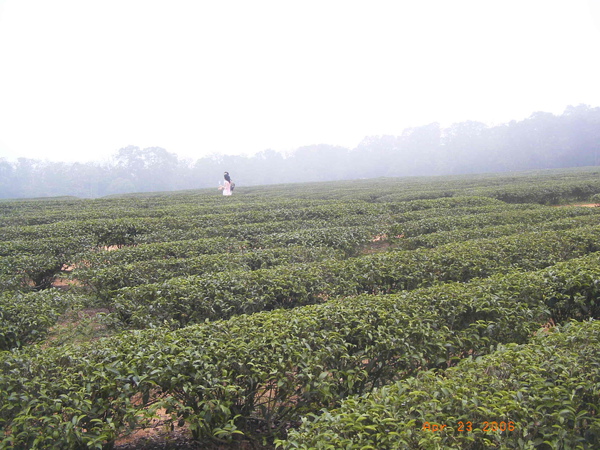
[3, 169, 600, 447]
[281, 319, 600, 449]
[111, 225, 600, 329]
[1, 254, 600, 446]
[391, 202, 600, 241]
[0, 290, 81, 350]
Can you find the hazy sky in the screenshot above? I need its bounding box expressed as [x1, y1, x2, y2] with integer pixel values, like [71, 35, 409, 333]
[1, 0, 599, 163]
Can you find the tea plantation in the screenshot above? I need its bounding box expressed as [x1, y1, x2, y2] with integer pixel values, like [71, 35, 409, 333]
[1, 168, 600, 449]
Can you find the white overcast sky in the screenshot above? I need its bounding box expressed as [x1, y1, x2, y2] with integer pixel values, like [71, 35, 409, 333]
[0, 0, 599, 163]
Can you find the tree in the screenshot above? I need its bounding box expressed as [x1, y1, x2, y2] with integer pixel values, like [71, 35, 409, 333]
[397, 123, 442, 175]
[441, 121, 489, 174]
[112, 146, 180, 192]
[0, 159, 15, 198]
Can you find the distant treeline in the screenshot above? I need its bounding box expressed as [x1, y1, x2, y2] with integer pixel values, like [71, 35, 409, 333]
[1, 104, 599, 199]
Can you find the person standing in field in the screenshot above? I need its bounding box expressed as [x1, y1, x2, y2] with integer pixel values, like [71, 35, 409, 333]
[219, 171, 233, 196]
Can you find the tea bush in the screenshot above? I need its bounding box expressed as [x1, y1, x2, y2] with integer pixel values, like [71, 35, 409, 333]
[281, 319, 600, 449]
[1, 254, 599, 447]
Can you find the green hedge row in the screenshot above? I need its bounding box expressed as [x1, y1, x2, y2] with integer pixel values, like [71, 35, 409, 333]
[74, 224, 377, 274]
[1, 253, 599, 448]
[68, 201, 593, 300]
[0, 199, 388, 241]
[77, 246, 343, 299]
[76, 236, 245, 268]
[0, 236, 96, 292]
[392, 203, 600, 238]
[471, 178, 600, 205]
[0, 197, 388, 227]
[74, 199, 526, 268]
[254, 225, 383, 256]
[0, 213, 386, 259]
[0, 196, 505, 244]
[387, 203, 540, 232]
[0, 236, 97, 258]
[371, 169, 600, 204]
[280, 319, 600, 449]
[113, 225, 600, 329]
[396, 214, 600, 250]
[0, 290, 81, 350]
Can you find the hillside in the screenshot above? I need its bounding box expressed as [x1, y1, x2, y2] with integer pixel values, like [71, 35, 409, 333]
[1, 168, 600, 449]
[2, 104, 599, 200]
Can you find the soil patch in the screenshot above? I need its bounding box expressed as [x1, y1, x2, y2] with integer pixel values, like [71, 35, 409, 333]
[555, 203, 599, 208]
[114, 427, 271, 450]
[362, 234, 404, 254]
[44, 308, 113, 347]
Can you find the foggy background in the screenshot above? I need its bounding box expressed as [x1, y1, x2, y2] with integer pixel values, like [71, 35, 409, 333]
[1, 1, 600, 161]
[1, 104, 598, 198]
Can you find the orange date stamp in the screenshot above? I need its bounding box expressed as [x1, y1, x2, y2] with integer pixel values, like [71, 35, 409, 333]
[422, 421, 516, 433]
